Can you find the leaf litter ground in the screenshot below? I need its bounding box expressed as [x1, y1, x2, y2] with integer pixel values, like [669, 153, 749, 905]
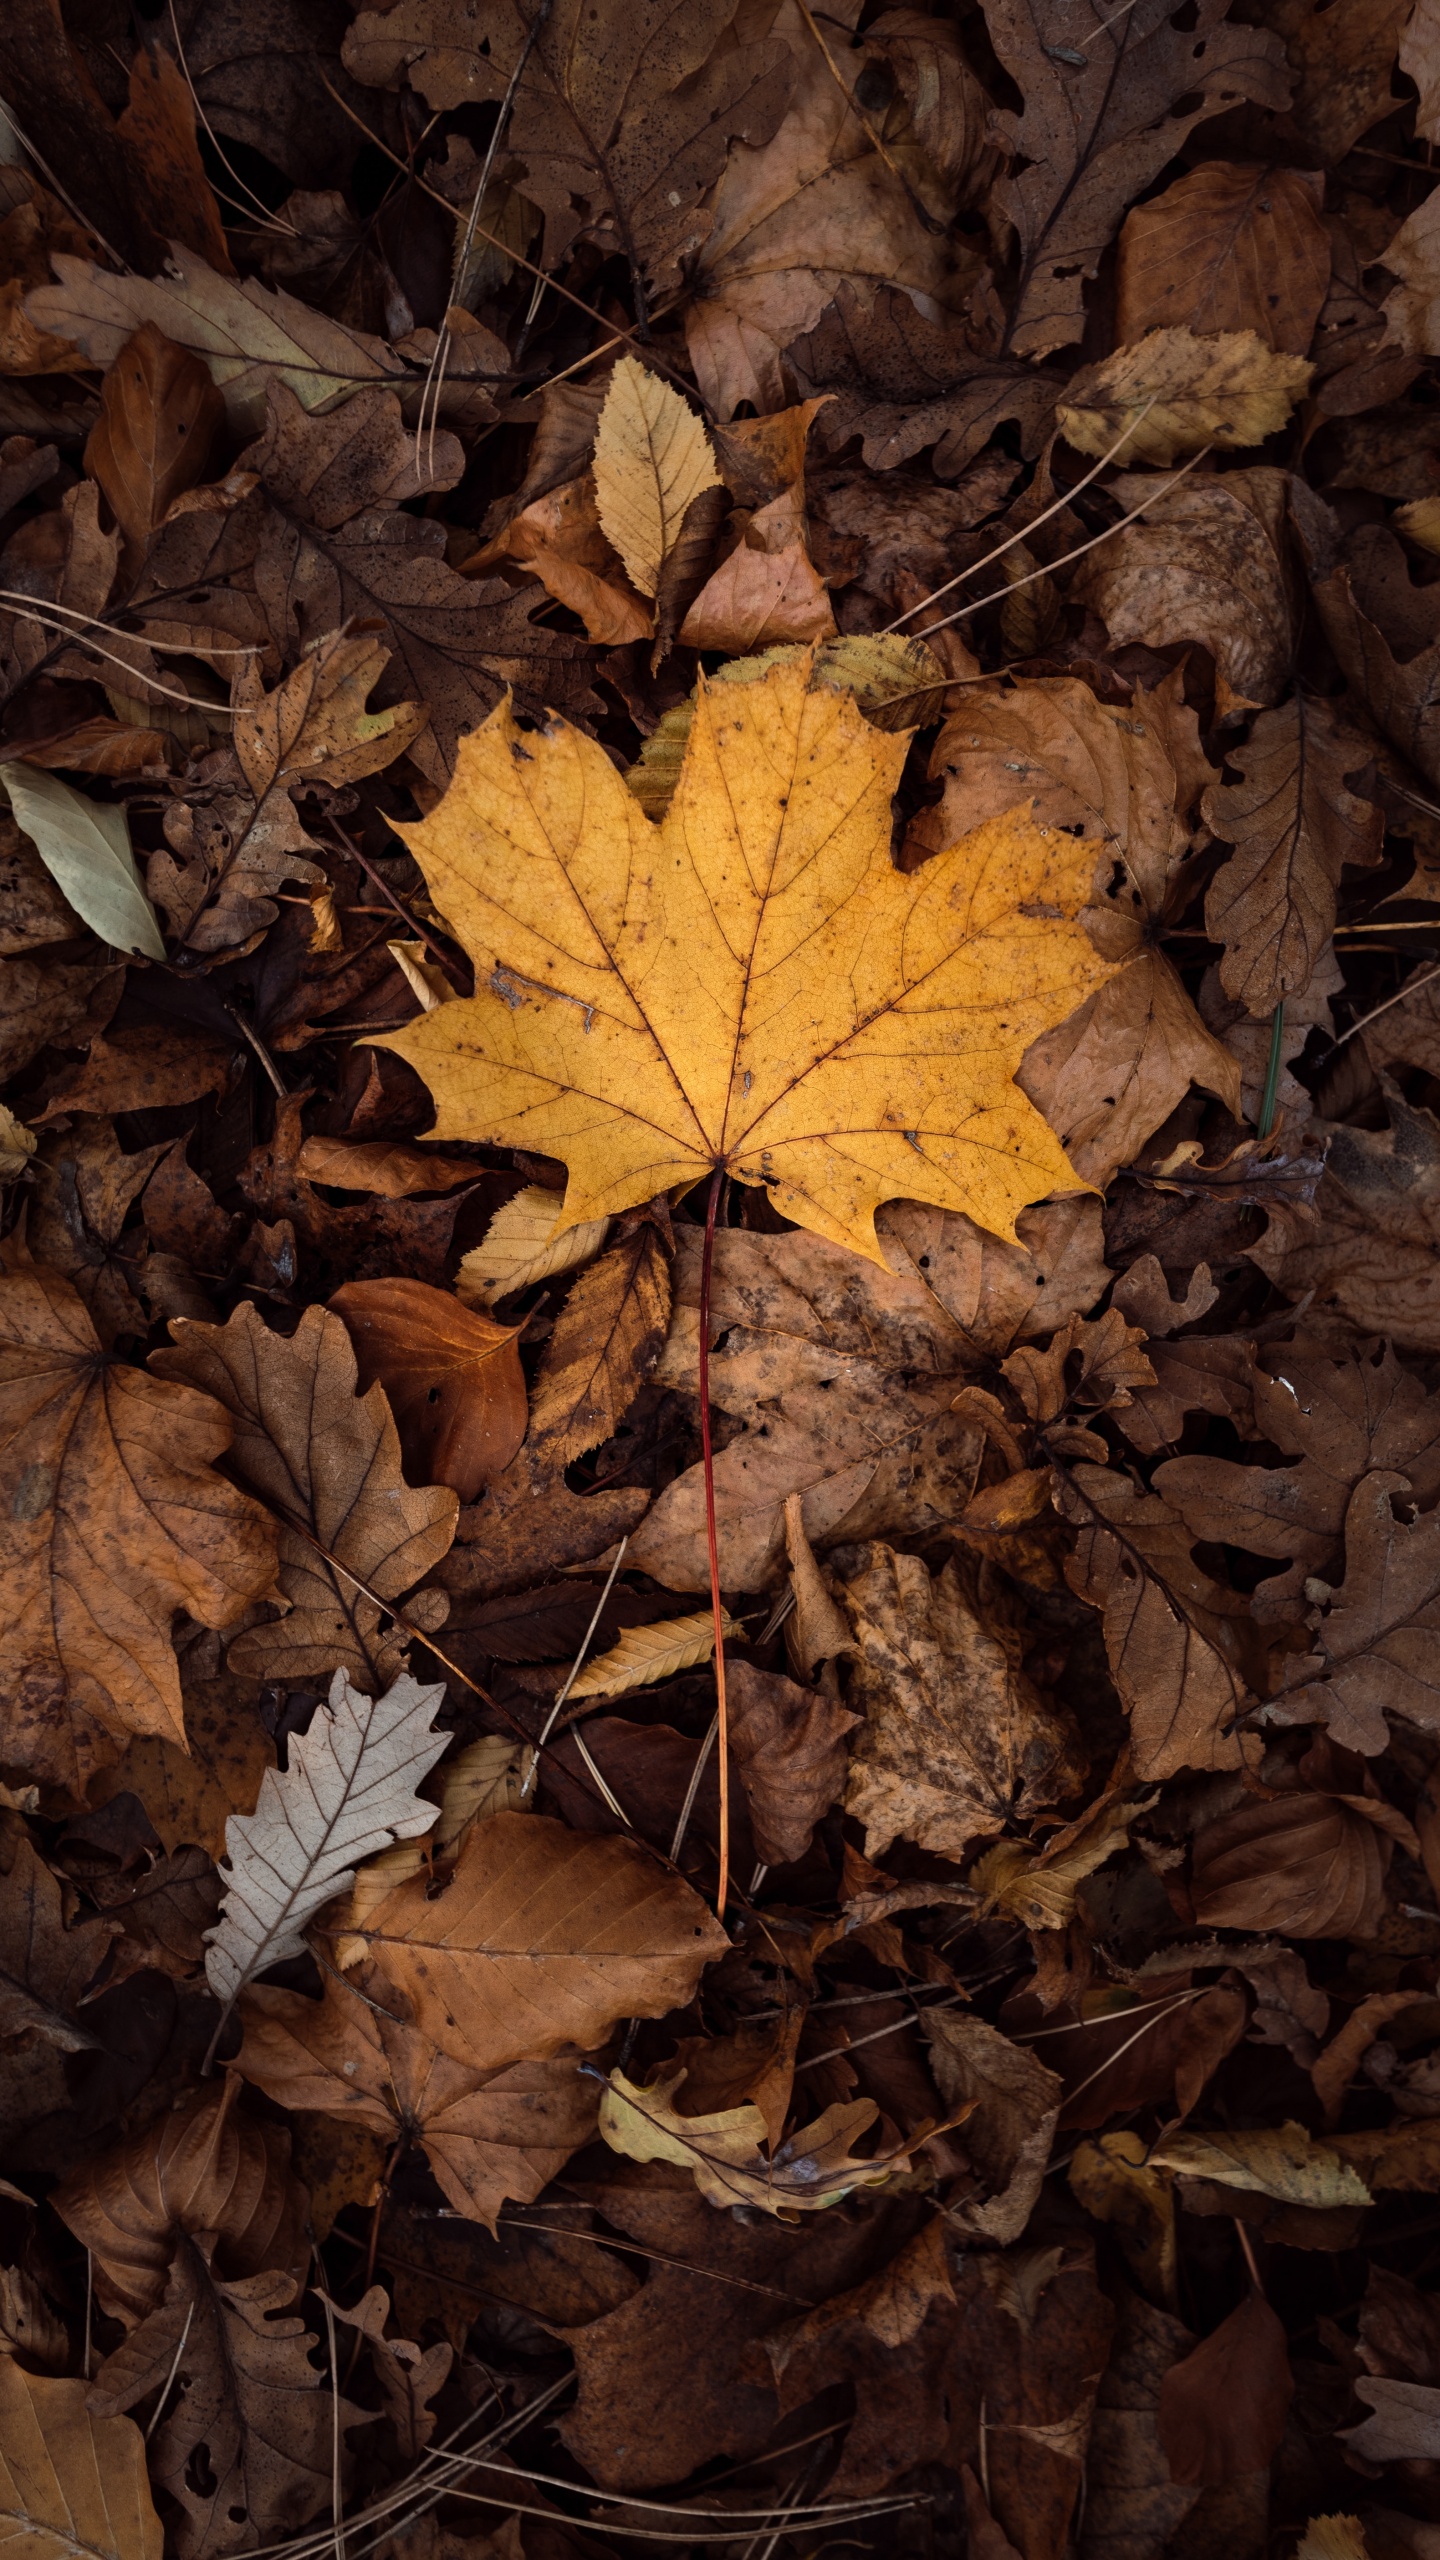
[6, 2, 1440, 2556]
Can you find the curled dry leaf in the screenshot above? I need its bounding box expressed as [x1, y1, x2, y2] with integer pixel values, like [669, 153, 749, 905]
[1072, 466, 1294, 715]
[0, 1254, 278, 1792]
[329, 1277, 527, 1503]
[597, 2064, 908, 2213]
[925, 2013, 1062, 2244]
[725, 1657, 859, 1866]
[524, 1220, 671, 1463]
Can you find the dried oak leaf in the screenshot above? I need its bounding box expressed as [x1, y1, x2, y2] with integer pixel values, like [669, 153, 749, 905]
[685, 0, 990, 417]
[88, 2239, 363, 2559]
[1116, 161, 1330, 355]
[1202, 693, 1381, 1018]
[838, 1541, 1087, 1862]
[1273, 1472, 1440, 1753]
[329, 1277, 527, 1503]
[150, 1300, 457, 1692]
[925, 2012, 1062, 2245]
[787, 280, 1058, 480]
[1056, 1462, 1263, 1778]
[353, 1810, 727, 2073]
[1249, 1094, 1440, 1354]
[51, 2074, 307, 2326]
[1072, 466, 1294, 716]
[0, 1252, 278, 1793]
[239, 1964, 599, 2231]
[373, 654, 1114, 1277]
[1292, 476, 1440, 791]
[1258, 0, 1410, 164]
[237, 379, 463, 530]
[0, 2362, 161, 2560]
[343, 0, 794, 301]
[979, 0, 1289, 360]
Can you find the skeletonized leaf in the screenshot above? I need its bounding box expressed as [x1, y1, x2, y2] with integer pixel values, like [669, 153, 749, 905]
[0, 2363, 161, 2560]
[593, 358, 722, 599]
[0, 764, 164, 960]
[206, 1667, 448, 2009]
[1058, 328, 1312, 465]
[457, 1184, 611, 1308]
[567, 1607, 738, 1702]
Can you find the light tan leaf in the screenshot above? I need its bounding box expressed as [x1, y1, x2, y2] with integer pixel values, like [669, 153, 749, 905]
[592, 359, 721, 600]
[970, 1792, 1153, 1932]
[926, 2014, 1062, 2244]
[356, 1811, 728, 2071]
[1116, 161, 1331, 354]
[0, 1255, 278, 1793]
[206, 1666, 448, 2011]
[1059, 329, 1312, 466]
[457, 1184, 611, 1309]
[1403, 0, 1440, 140]
[0, 2363, 161, 2560]
[1297, 2520, 1369, 2560]
[597, 2063, 908, 2213]
[296, 1137, 485, 1199]
[0, 1105, 34, 1181]
[1148, 2120, 1373, 2206]
[566, 1607, 738, 1702]
[151, 1301, 458, 1692]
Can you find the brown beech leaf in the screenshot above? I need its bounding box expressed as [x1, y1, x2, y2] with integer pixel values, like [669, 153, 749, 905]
[239, 1964, 599, 2230]
[1056, 1463, 1261, 1778]
[151, 1301, 458, 1692]
[295, 1137, 485, 1199]
[83, 324, 223, 570]
[1275, 1473, 1440, 1753]
[1202, 694, 1381, 1017]
[0, 1830, 115, 2050]
[980, 0, 1289, 359]
[354, 1810, 728, 2073]
[1116, 162, 1331, 353]
[925, 2013, 1062, 2245]
[1073, 467, 1294, 716]
[329, 1278, 527, 1503]
[51, 2076, 307, 2326]
[0, 2362, 161, 2560]
[88, 2240, 363, 2557]
[725, 1658, 859, 1866]
[0, 1253, 278, 1792]
[1191, 1774, 1407, 1939]
[757, 2221, 960, 2496]
[463, 470, 652, 645]
[838, 1541, 1087, 1862]
[1156, 2290, 1292, 2485]
[525, 1219, 670, 1464]
[1257, 0, 1410, 164]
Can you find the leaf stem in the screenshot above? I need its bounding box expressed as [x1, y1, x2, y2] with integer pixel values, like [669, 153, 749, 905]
[698, 1165, 731, 1921]
[1258, 1000, 1285, 1139]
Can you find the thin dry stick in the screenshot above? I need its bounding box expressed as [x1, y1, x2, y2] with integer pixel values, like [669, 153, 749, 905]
[669, 1705, 719, 1860]
[0, 95, 128, 268]
[699, 1166, 732, 1917]
[323, 817, 466, 983]
[1324, 958, 1440, 1056]
[0, 593, 236, 713]
[879, 398, 1160, 633]
[1060, 1988, 1210, 2113]
[523, 1534, 631, 1785]
[1233, 2217, 1264, 2289]
[166, 0, 299, 234]
[320, 2290, 346, 2560]
[144, 2300, 196, 2442]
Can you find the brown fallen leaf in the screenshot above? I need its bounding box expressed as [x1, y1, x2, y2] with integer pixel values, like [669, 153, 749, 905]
[1059, 329, 1312, 467]
[1273, 1473, 1440, 1754]
[524, 1218, 670, 1465]
[725, 1658, 858, 1866]
[329, 1277, 527, 1503]
[295, 1136, 485, 1198]
[83, 324, 223, 574]
[758, 2220, 959, 2495]
[838, 1541, 1087, 1863]
[1260, 0, 1411, 165]
[151, 1301, 457, 1692]
[86, 1672, 277, 1864]
[1202, 694, 1382, 1017]
[88, 2239, 362, 2556]
[0, 1250, 278, 1792]
[355, 1810, 728, 2072]
[463, 469, 652, 646]
[1191, 1780, 1405, 1938]
[1250, 1096, 1440, 1353]
[1073, 466, 1295, 717]
[239, 1964, 599, 2230]
[597, 2063, 909, 2214]
[1156, 2290, 1293, 2486]
[925, 2012, 1062, 2244]
[1116, 162, 1331, 354]
[51, 2075, 307, 2326]
[0, 2361, 162, 2560]
[0, 1829, 115, 2051]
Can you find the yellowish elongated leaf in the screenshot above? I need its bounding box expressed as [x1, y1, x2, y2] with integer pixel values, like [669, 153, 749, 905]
[371, 653, 1116, 1268]
[1058, 328, 1313, 466]
[0, 2362, 161, 2560]
[597, 2063, 909, 2213]
[1148, 2120, 1373, 2207]
[592, 357, 722, 599]
[456, 1184, 611, 1310]
[567, 1606, 739, 1702]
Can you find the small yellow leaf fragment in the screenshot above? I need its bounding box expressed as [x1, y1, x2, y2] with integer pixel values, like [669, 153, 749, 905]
[567, 1606, 739, 1702]
[597, 2062, 908, 2213]
[1058, 327, 1313, 465]
[456, 1184, 610, 1309]
[592, 356, 722, 598]
[0, 1103, 36, 1181]
[1395, 495, 1440, 554]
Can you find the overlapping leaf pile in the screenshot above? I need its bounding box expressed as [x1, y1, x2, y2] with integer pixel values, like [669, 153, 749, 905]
[6, 0, 1440, 2554]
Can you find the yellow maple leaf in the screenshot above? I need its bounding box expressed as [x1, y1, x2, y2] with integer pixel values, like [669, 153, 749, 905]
[370, 653, 1116, 1265]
